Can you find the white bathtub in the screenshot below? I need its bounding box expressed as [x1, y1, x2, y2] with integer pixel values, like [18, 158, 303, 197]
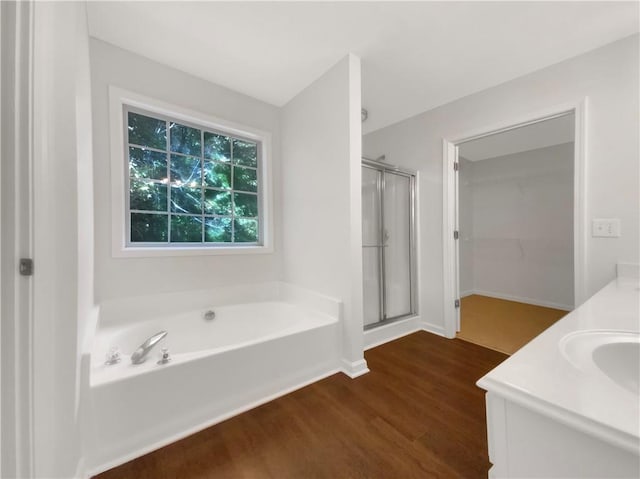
[85, 294, 341, 476]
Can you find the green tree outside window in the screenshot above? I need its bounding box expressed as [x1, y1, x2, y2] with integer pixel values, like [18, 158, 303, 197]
[127, 110, 260, 245]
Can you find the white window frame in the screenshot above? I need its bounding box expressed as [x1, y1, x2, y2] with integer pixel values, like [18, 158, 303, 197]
[109, 86, 273, 257]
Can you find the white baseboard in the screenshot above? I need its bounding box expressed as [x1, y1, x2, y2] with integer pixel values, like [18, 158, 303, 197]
[460, 290, 474, 298]
[340, 358, 370, 378]
[364, 316, 420, 350]
[467, 289, 572, 311]
[421, 321, 447, 337]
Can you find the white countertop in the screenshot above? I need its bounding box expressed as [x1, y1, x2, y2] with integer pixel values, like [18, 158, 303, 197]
[477, 275, 640, 454]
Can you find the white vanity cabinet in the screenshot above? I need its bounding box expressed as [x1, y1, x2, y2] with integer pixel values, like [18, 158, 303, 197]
[483, 391, 640, 478]
[477, 271, 640, 479]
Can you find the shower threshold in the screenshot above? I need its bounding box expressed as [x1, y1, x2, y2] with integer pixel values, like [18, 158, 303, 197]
[364, 313, 417, 331]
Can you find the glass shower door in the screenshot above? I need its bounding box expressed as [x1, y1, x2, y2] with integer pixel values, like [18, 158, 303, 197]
[362, 166, 382, 327]
[383, 172, 412, 318]
[362, 160, 415, 329]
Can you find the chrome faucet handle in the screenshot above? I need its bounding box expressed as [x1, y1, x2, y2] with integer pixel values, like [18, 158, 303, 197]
[131, 330, 168, 364]
[157, 347, 171, 365]
[105, 347, 121, 365]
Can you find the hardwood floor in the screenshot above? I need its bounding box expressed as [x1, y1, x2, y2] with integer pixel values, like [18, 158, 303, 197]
[94, 331, 507, 479]
[458, 295, 568, 355]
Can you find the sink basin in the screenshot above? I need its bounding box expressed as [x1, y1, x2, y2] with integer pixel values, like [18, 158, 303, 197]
[592, 342, 639, 395]
[560, 330, 640, 395]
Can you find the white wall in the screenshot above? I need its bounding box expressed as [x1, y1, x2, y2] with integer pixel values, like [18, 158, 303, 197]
[22, 2, 96, 477]
[74, 5, 98, 476]
[458, 157, 474, 295]
[281, 54, 366, 373]
[460, 144, 574, 310]
[363, 35, 639, 332]
[90, 39, 282, 303]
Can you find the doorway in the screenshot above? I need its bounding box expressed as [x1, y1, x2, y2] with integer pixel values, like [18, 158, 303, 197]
[456, 115, 575, 353]
[362, 158, 417, 330]
[442, 103, 587, 347]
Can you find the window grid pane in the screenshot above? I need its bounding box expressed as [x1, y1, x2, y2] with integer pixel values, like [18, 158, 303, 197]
[126, 107, 260, 246]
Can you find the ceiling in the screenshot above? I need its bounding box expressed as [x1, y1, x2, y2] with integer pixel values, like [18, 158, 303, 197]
[87, 2, 639, 134]
[459, 113, 575, 162]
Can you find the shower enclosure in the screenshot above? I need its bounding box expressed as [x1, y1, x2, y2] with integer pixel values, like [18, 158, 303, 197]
[362, 158, 417, 329]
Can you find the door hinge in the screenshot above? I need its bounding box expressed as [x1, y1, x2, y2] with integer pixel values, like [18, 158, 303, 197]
[454, 299, 460, 308]
[19, 258, 34, 276]
[454, 162, 459, 171]
[453, 230, 459, 240]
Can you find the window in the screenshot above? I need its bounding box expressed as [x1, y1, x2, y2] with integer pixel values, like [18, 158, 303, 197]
[109, 87, 272, 257]
[125, 107, 262, 247]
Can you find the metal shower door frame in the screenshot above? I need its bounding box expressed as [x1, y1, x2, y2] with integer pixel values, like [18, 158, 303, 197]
[362, 157, 417, 330]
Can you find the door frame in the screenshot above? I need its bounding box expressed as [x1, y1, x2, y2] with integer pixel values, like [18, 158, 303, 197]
[442, 99, 588, 339]
[1, 1, 35, 476]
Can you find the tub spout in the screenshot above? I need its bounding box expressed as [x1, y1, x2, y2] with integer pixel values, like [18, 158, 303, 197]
[131, 331, 167, 364]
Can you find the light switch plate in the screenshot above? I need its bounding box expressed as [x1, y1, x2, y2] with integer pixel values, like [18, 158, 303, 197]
[592, 218, 621, 237]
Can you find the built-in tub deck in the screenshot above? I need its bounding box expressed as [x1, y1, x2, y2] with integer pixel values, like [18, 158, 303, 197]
[86, 289, 342, 477]
[91, 301, 337, 386]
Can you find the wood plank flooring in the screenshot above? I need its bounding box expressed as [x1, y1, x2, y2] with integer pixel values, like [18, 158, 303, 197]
[457, 295, 568, 355]
[94, 331, 507, 479]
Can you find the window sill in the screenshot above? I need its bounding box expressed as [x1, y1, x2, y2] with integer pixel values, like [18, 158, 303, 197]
[112, 244, 273, 258]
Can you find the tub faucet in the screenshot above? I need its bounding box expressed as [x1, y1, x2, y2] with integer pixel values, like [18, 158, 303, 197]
[131, 330, 168, 364]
